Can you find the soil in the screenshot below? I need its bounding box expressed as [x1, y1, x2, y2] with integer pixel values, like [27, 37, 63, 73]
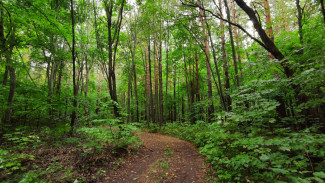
[102, 131, 210, 183]
[1, 131, 211, 182]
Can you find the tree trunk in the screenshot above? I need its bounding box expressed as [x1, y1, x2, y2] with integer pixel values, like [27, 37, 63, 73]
[199, 1, 214, 120]
[224, 0, 240, 87]
[234, 0, 294, 78]
[183, 51, 191, 110]
[320, 0, 325, 25]
[159, 36, 163, 125]
[206, 20, 227, 111]
[234, 0, 318, 120]
[296, 0, 303, 44]
[70, 0, 77, 132]
[104, 0, 125, 118]
[231, 0, 243, 78]
[165, 22, 169, 120]
[195, 52, 200, 102]
[264, 0, 275, 60]
[131, 32, 139, 122]
[154, 38, 159, 123]
[84, 56, 90, 125]
[127, 58, 131, 123]
[0, 7, 8, 86]
[4, 66, 15, 124]
[145, 42, 152, 125]
[173, 62, 177, 121]
[219, 0, 232, 111]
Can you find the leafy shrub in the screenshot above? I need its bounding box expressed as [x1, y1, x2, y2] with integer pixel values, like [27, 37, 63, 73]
[160, 122, 325, 182]
[78, 119, 140, 153]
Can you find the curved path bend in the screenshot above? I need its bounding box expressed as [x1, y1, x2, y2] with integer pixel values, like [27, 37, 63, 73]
[104, 132, 210, 183]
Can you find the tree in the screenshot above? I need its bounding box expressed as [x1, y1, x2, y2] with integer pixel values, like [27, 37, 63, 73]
[103, 0, 126, 117]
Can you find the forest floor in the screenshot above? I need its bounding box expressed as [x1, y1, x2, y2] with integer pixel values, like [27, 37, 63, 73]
[102, 131, 211, 183]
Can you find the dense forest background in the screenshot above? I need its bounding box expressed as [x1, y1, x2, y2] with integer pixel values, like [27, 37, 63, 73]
[0, 0, 325, 182]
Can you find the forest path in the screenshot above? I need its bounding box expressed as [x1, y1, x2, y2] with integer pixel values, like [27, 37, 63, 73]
[104, 131, 209, 183]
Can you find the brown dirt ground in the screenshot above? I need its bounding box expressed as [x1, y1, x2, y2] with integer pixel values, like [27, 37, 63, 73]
[102, 131, 210, 183]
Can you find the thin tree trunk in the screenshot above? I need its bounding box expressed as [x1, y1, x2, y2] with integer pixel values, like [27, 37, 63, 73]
[231, 0, 243, 78]
[4, 66, 15, 124]
[206, 20, 227, 111]
[165, 21, 169, 119]
[84, 56, 90, 125]
[183, 51, 191, 110]
[145, 42, 151, 125]
[320, 0, 325, 25]
[219, 0, 232, 111]
[154, 38, 159, 123]
[1, 7, 8, 86]
[264, 0, 275, 60]
[195, 52, 200, 102]
[173, 62, 177, 121]
[224, 0, 240, 87]
[159, 35, 163, 125]
[104, 0, 125, 118]
[131, 30, 139, 122]
[2, 67, 8, 85]
[127, 58, 131, 123]
[199, 1, 214, 120]
[70, 0, 77, 132]
[296, 0, 303, 44]
[281, 3, 290, 32]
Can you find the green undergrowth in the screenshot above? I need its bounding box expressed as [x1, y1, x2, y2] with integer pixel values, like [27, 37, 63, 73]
[0, 120, 141, 182]
[158, 122, 325, 182]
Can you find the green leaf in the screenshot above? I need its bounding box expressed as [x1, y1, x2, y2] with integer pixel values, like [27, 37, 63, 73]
[259, 154, 270, 161]
[313, 172, 325, 178]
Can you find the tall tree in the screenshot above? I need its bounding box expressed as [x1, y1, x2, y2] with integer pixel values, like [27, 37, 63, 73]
[264, 0, 275, 56]
[231, 0, 243, 78]
[218, 0, 232, 111]
[198, 0, 214, 120]
[103, 0, 125, 117]
[296, 0, 303, 44]
[224, 0, 240, 87]
[70, 0, 77, 132]
[320, 0, 325, 24]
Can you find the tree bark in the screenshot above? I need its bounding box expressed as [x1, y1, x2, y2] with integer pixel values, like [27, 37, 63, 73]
[4, 66, 15, 124]
[234, 0, 294, 78]
[154, 38, 159, 123]
[224, 0, 240, 87]
[231, 0, 243, 78]
[264, 0, 275, 60]
[145, 42, 152, 125]
[130, 27, 139, 122]
[104, 0, 125, 117]
[219, 0, 232, 111]
[70, 0, 77, 132]
[173, 61, 177, 121]
[183, 50, 191, 111]
[199, 1, 214, 120]
[206, 20, 227, 111]
[195, 52, 200, 102]
[159, 35, 163, 125]
[320, 0, 325, 25]
[127, 58, 131, 123]
[165, 21, 169, 119]
[296, 0, 303, 44]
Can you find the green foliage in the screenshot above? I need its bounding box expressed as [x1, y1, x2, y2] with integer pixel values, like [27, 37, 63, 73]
[160, 122, 325, 182]
[78, 119, 140, 153]
[0, 128, 39, 177]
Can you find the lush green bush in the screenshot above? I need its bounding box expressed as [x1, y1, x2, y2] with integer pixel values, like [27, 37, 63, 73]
[160, 122, 325, 182]
[78, 119, 140, 152]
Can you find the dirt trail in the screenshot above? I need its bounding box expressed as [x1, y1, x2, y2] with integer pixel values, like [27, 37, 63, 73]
[103, 132, 209, 183]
